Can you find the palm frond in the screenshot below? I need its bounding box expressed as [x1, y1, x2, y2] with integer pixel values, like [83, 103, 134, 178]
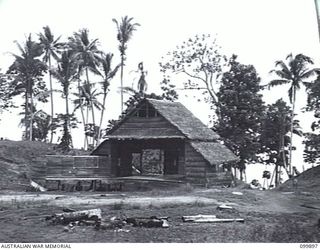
[300, 69, 316, 79]
[268, 79, 289, 88]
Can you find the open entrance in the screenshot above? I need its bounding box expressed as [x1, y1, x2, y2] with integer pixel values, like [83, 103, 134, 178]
[112, 139, 184, 177]
[132, 149, 164, 176]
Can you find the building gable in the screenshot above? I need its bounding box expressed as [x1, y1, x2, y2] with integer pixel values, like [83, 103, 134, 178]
[108, 100, 185, 139]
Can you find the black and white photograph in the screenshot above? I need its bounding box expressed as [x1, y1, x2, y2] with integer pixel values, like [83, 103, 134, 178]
[0, 0, 319, 246]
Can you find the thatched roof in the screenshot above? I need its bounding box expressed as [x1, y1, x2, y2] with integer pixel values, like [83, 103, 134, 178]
[143, 99, 219, 141]
[190, 141, 238, 165]
[104, 98, 219, 141]
[93, 98, 238, 165]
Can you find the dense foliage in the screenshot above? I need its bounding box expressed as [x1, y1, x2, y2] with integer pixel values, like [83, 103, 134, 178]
[260, 99, 302, 185]
[214, 55, 265, 179]
[304, 72, 320, 167]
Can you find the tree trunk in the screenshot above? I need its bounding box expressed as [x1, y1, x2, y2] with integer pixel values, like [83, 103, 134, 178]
[120, 55, 124, 113]
[275, 163, 279, 187]
[239, 159, 245, 181]
[65, 90, 72, 148]
[314, 0, 320, 44]
[48, 56, 54, 143]
[85, 68, 95, 147]
[289, 91, 296, 177]
[29, 89, 33, 141]
[77, 75, 88, 149]
[86, 105, 89, 147]
[276, 118, 284, 187]
[66, 91, 69, 118]
[97, 93, 107, 144]
[24, 91, 29, 141]
[91, 104, 96, 147]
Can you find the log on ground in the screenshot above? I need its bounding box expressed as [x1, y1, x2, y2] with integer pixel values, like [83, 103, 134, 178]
[182, 215, 244, 223]
[46, 208, 102, 225]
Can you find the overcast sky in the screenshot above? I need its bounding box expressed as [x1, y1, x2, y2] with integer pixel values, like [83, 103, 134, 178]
[0, 0, 319, 180]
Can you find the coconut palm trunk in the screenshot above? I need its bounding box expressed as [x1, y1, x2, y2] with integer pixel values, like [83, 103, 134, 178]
[315, 0, 320, 44]
[120, 54, 124, 112]
[85, 68, 97, 147]
[86, 105, 89, 146]
[288, 90, 296, 176]
[29, 87, 34, 141]
[98, 93, 107, 144]
[65, 90, 72, 148]
[77, 76, 89, 149]
[113, 16, 140, 112]
[48, 56, 54, 143]
[24, 90, 29, 140]
[91, 104, 96, 147]
[65, 89, 70, 130]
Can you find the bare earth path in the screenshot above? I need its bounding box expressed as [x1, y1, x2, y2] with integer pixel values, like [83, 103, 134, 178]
[0, 187, 319, 243]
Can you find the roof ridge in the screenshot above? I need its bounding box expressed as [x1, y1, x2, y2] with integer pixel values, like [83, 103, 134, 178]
[147, 99, 220, 140]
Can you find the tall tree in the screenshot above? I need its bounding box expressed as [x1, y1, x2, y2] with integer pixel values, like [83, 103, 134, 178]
[112, 16, 140, 112]
[51, 50, 78, 150]
[7, 35, 47, 140]
[159, 34, 227, 116]
[68, 29, 102, 147]
[97, 53, 120, 143]
[73, 81, 102, 149]
[304, 72, 320, 167]
[269, 53, 315, 175]
[261, 99, 302, 186]
[39, 25, 64, 143]
[0, 71, 14, 118]
[215, 55, 265, 180]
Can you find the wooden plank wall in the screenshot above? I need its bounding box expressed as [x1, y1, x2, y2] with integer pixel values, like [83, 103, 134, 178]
[111, 116, 182, 137]
[184, 143, 233, 186]
[184, 143, 208, 184]
[178, 147, 185, 175]
[205, 171, 234, 187]
[45, 155, 112, 178]
[30, 157, 47, 182]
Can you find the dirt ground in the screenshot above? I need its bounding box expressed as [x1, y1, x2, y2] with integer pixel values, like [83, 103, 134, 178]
[0, 141, 318, 242]
[0, 186, 319, 243]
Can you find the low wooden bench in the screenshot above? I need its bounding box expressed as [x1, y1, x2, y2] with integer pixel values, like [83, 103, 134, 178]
[45, 177, 123, 191]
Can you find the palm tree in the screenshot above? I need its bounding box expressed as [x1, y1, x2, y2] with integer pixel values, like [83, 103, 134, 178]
[68, 29, 102, 146]
[39, 26, 64, 143]
[112, 16, 140, 112]
[51, 50, 78, 148]
[97, 53, 120, 142]
[269, 53, 315, 175]
[68, 29, 101, 82]
[74, 82, 102, 148]
[8, 34, 46, 141]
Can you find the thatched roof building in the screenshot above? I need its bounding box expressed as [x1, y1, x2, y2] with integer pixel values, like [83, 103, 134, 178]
[92, 98, 238, 186]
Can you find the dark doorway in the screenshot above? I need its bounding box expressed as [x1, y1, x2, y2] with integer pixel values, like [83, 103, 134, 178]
[113, 139, 184, 177]
[119, 151, 132, 176]
[164, 150, 179, 175]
